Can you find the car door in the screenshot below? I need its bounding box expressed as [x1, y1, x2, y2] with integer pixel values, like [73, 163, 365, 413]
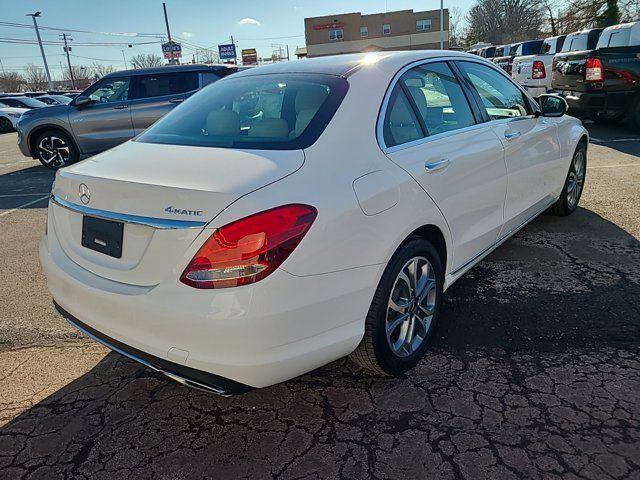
[68, 76, 134, 154]
[129, 71, 199, 135]
[381, 61, 508, 272]
[456, 60, 562, 236]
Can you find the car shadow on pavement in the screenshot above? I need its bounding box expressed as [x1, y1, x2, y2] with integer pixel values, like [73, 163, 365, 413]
[0, 165, 54, 211]
[1, 207, 639, 479]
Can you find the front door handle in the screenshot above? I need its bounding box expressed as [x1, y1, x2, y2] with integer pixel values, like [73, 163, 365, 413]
[113, 104, 128, 110]
[504, 130, 521, 140]
[424, 158, 451, 173]
[169, 98, 184, 104]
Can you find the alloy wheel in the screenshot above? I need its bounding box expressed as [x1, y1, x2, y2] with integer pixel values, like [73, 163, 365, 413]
[386, 256, 437, 358]
[0, 117, 12, 132]
[38, 135, 70, 168]
[566, 150, 585, 209]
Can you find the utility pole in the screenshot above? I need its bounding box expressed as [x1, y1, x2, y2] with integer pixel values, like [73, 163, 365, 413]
[231, 35, 237, 65]
[286, 45, 290, 61]
[26, 12, 53, 90]
[162, 2, 175, 64]
[0, 58, 5, 76]
[439, 0, 444, 49]
[60, 33, 75, 89]
[121, 50, 128, 69]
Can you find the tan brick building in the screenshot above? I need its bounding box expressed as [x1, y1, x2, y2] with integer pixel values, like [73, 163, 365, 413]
[304, 9, 449, 57]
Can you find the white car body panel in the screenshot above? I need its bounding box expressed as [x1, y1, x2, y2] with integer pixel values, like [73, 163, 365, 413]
[40, 51, 588, 391]
[0, 106, 28, 128]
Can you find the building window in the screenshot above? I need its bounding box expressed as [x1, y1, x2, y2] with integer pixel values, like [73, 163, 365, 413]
[383, 24, 391, 35]
[360, 26, 368, 37]
[329, 29, 343, 41]
[416, 19, 432, 31]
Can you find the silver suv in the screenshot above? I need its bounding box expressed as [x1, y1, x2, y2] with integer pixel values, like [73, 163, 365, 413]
[17, 64, 237, 169]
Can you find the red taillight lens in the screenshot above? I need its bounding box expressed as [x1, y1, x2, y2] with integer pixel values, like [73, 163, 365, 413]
[585, 57, 604, 82]
[180, 204, 317, 289]
[532, 60, 546, 79]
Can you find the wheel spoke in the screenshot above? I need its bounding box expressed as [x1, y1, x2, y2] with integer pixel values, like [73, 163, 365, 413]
[389, 296, 409, 314]
[386, 313, 409, 340]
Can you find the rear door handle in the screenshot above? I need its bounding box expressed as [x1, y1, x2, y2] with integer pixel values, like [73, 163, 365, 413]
[113, 105, 128, 110]
[424, 158, 451, 173]
[169, 98, 184, 104]
[504, 130, 521, 140]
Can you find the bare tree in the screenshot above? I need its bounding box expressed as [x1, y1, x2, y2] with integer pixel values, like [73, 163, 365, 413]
[90, 62, 115, 78]
[465, 0, 545, 45]
[449, 6, 465, 47]
[130, 53, 164, 69]
[23, 64, 48, 91]
[0, 72, 24, 92]
[196, 48, 219, 64]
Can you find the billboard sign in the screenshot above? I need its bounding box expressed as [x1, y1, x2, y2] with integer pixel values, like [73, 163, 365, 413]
[241, 48, 258, 65]
[162, 42, 182, 59]
[218, 43, 237, 60]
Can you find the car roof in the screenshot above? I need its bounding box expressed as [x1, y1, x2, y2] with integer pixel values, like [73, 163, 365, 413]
[231, 51, 480, 79]
[103, 64, 235, 78]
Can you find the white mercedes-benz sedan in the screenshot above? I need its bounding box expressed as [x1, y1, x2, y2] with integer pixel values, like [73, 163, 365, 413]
[41, 51, 588, 395]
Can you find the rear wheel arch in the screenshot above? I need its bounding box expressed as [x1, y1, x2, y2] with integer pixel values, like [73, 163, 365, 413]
[402, 224, 448, 276]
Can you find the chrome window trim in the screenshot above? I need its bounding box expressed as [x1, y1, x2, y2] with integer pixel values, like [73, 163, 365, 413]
[50, 195, 208, 230]
[376, 56, 540, 153]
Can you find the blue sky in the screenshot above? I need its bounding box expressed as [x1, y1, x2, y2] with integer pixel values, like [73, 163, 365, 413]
[0, 0, 473, 78]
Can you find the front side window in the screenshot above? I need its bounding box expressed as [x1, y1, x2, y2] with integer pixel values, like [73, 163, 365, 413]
[329, 29, 343, 41]
[416, 19, 432, 31]
[360, 26, 368, 37]
[383, 85, 423, 148]
[84, 77, 130, 103]
[132, 72, 199, 100]
[137, 73, 348, 150]
[383, 24, 391, 35]
[400, 62, 475, 135]
[459, 62, 529, 120]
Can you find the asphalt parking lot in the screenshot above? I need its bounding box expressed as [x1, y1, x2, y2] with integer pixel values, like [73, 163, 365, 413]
[0, 123, 638, 479]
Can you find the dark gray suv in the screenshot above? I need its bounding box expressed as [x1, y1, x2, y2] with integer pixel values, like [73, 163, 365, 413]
[17, 64, 237, 169]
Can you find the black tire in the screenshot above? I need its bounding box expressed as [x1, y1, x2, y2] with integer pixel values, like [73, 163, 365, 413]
[32, 129, 79, 170]
[349, 237, 443, 375]
[0, 116, 13, 133]
[547, 142, 587, 216]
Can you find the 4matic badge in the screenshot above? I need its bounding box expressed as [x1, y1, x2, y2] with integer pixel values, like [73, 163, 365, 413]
[164, 206, 204, 217]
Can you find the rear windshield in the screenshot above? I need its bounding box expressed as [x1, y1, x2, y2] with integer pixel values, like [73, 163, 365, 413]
[596, 29, 632, 48]
[137, 73, 348, 150]
[561, 34, 590, 52]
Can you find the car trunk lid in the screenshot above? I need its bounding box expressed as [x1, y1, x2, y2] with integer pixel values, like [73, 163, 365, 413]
[50, 140, 304, 286]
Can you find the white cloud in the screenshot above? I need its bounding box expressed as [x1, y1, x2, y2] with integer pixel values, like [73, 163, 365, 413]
[238, 17, 260, 26]
[181, 31, 194, 38]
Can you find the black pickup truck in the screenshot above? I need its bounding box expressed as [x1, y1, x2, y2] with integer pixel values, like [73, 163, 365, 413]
[552, 23, 640, 127]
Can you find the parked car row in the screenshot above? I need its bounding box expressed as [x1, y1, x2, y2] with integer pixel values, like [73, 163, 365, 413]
[468, 21, 640, 128]
[0, 92, 77, 132]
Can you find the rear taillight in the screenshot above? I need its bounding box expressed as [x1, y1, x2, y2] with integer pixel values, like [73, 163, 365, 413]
[532, 60, 546, 79]
[585, 57, 604, 82]
[180, 204, 317, 289]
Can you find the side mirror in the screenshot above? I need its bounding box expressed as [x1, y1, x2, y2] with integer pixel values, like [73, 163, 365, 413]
[74, 96, 92, 108]
[537, 94, 567, 118]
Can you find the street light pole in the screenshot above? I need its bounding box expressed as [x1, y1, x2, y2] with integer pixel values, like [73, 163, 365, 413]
[439, 0, 444, 49]
[162, 3, 175, 64]
[27, 11, 53, 90]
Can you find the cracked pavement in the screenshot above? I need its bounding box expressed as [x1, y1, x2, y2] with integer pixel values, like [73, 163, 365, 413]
[0, 123, 639, 479]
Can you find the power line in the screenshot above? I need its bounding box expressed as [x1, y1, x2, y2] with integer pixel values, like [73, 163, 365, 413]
[0, 36, 162, 46]
[0, 20, 164, 38]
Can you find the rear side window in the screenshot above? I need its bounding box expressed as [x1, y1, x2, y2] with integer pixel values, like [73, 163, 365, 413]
[137, 73, 348, 150]
[131, 72, 199, 100]
[400, 62, 475, 135]
[383, 85, 424, 147]
[459, 61, 530, 120]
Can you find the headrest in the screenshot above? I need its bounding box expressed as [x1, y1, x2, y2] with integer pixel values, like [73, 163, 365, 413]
[206, 110, 240, 136]
[248, 118, 289, 138]
[404, 76, 426, 88]
[295, 85, 329, 113]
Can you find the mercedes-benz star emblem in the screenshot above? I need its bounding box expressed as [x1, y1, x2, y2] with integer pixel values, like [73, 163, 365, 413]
[79, 183, 91, 205]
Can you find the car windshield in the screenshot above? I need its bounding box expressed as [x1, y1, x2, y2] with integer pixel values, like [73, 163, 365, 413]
[19, 97, 48, 108]
[137, 73, 349, 150]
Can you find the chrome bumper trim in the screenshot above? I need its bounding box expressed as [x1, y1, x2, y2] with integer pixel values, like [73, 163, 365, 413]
[51, 195, 208, 230]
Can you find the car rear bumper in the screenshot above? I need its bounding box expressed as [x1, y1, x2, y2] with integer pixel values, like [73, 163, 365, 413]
[556, 90, 635, 117]
[40, 226, 377, 390]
